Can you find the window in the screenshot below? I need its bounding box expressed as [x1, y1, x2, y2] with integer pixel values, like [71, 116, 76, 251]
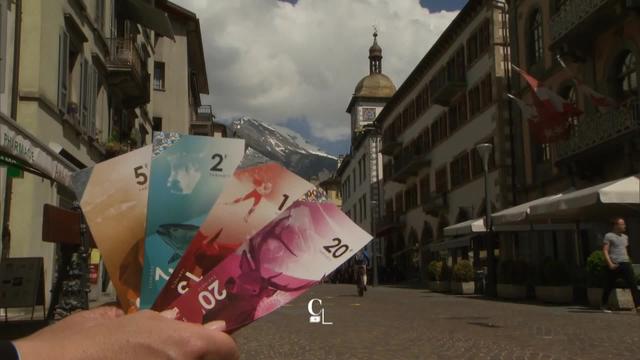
[478, 19, 491, 54]
[405, 184, 418, 210]
[385, 199, 394, 217]
[96, 0, 105, 33]
[431, 113, 448, 146]
[352, 169, 356, 192]
[419, 174, 430, 204]
[152, 117, 163, 132]
[362, 194, 367, 220]
[447, 95, 468, 133]
[467, 32, 479, 66]
[467, 19, 491, 65]
[58, 29, 70, 112]
[528, 9, 544, 66]
[535, 143, 552, 163]
[395, 192, 404, 214]
[617, 51, 638, 99]
[468, 85, 481, 117]
[421, 127, 431, 153]
[450, 152, 471, 188]
[480, 75, 493, 108]
[435, 167, 448, 193]
[362, 156, 367, 183]
[154, 61, 165, 90]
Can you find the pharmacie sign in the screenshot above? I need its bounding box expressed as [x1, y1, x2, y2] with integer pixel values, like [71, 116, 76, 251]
[0, 122, 73, 187]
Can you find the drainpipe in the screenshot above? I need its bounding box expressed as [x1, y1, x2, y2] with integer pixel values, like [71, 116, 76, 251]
[2, 0, 21, 259]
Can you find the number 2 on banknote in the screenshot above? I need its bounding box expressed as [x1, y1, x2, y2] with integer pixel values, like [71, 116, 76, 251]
[278, 194, 290, 210]
[210, 154, 224, 172]
[198, 280, 227, 310]
[323, 238, 349, 258]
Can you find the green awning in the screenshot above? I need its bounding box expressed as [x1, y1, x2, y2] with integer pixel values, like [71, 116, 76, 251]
[121, 0, 175, 40]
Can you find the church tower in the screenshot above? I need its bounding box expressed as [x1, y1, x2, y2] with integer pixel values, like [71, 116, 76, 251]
[346, 30, 397, 140]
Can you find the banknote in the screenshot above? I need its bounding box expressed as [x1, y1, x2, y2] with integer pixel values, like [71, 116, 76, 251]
[70, 146, 152, 313]
[166, 200, 372, 332]
[152, 162, 315, 311]
[139, 132, 244, 309]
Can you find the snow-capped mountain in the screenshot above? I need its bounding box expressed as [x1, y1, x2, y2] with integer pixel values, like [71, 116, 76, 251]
[230, 116, 338, 182]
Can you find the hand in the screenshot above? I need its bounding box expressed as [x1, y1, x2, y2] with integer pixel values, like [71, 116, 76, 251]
[13, 306, 238, 360]
[608, 263, 619, 270]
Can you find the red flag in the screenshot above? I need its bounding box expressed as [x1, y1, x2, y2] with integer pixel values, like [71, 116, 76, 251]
[556, 55, 618, 112]
[512, 64, 582, 143]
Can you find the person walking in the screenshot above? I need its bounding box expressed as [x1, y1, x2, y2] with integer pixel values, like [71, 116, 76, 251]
[601, 218, 640, 314]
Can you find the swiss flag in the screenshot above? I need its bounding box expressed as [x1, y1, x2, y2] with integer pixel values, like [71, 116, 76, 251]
[512, 65, 582, 143]
[556, 55, 618, 112]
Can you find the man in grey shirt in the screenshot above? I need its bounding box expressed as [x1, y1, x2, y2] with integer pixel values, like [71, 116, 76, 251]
[601, 218, 640, 313]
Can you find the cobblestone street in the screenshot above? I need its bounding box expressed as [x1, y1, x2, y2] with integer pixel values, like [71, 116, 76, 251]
[233, 284, 640, 360]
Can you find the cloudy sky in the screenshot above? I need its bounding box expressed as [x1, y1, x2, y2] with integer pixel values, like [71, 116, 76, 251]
[174, 0, 465, 155]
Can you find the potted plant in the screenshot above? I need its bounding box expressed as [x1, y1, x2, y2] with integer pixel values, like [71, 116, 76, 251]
[105, 133, 130, 159]
[534, 258, 572, 304]
[451, 260, 475, 295]
[427, 260, 443, 292]
[497, 259, 528, 300]
[586, 250, 635, 309]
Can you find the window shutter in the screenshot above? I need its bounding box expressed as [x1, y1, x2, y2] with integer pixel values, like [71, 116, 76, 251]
[80, 58, 89, 130]
[90, 66, 98, 138]
[57, 29, 70, 113]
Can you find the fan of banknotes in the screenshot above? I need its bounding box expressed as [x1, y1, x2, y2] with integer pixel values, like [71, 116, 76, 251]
[70, 132, 372, 332]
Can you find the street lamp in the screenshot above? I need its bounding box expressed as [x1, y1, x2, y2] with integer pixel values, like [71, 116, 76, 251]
[476, 143, 495, 297]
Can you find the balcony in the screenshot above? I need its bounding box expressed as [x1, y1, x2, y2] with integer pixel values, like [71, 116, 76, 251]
[375, 212, 404, 236]
[190, 105, 215, 136]
[430, 64, 466, 107]
[106, 37, 150, 108]
[550, 0, 628, 52]
[422, 192, 448, 217]
[390, 145, 431, 183]
[556, 100, 640, 161]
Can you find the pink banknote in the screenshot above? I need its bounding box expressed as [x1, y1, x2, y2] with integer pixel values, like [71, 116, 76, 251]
[166, 200, 372, 332]
[152, 162, 314, 311]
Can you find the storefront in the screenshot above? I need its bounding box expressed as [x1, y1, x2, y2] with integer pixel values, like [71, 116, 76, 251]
[0, 113, 77, 259]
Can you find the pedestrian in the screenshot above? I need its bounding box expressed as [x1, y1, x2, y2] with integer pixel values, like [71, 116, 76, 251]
[601, 217, 640, 314]
[0, 306, 239, 359]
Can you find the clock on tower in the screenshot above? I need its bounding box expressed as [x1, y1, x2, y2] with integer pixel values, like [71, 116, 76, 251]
[362, 108, 376, 122]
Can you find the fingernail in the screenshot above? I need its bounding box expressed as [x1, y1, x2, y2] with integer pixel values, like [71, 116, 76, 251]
[204, 320, 226, 332]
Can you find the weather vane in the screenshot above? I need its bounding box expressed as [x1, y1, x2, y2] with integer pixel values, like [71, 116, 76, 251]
[372, 25, 378, 37]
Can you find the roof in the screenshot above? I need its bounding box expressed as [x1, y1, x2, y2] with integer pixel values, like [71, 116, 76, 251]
[354, 73, 396, 98]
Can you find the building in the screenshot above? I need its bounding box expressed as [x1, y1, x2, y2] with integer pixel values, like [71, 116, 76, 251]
[2, 0, 175, 305]
[375, 0, 512, 281]
[338, 31, 395, 275]
[152, 1, 211, 136]
[318, 176, 342, 207]
[503, 0, 640, 270]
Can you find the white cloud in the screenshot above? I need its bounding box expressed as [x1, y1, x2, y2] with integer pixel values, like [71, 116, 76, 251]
[174, 0, 458, 142]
